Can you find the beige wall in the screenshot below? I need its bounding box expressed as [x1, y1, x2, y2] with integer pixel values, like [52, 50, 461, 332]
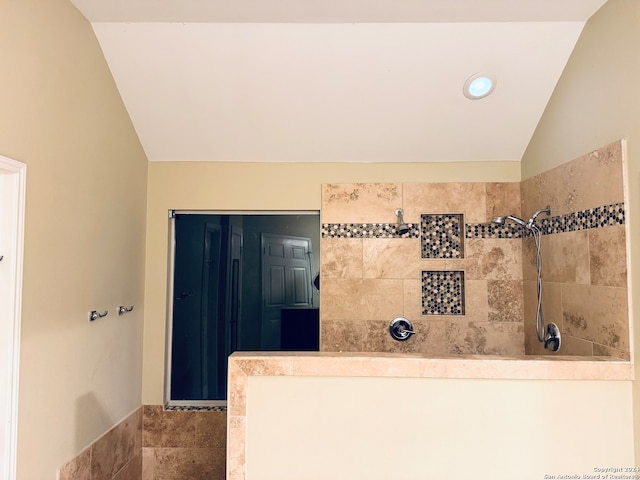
[0, 1, 148, 478]
[142, 161, 519, 404]
[520, 0, 640, 461]
[246, 375, 634, 480]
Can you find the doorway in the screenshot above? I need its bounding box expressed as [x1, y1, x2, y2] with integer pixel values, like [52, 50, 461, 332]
[166, 212, 320, 404]
[0, 156, 26, 480]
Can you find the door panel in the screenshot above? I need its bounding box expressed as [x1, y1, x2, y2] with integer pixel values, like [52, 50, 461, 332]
[261, 234, 313, 349]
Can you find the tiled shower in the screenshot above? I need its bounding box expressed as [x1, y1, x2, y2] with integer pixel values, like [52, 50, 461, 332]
[58, 141, 630, 480]
[320, 140, 629, 359]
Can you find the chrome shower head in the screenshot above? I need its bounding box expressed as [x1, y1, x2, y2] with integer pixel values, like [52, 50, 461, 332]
[395, 208, 410, 235]
[492, 214, 528, 228]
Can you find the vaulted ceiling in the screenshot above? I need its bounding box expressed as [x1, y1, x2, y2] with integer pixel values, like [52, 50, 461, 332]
[69, 0, 608, 162]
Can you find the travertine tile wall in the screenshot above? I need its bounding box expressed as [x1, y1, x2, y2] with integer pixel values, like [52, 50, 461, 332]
[58, 406, 227, 480]
[58, 408, 142, 480]
[522, 140, 629, 359]
[321, 182, 526, 356]
[320, 141, 629, 358]
[142, 406, 226, 480]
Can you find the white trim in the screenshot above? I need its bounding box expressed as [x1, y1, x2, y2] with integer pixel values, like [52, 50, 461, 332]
[0, 155, 26, 480]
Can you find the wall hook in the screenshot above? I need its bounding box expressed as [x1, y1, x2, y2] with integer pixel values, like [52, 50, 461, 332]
[118, 305, 134, 315]
[89, 310, 108, 321]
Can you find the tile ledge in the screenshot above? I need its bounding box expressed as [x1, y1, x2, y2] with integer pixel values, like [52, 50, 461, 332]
[229, 352, 633, 381]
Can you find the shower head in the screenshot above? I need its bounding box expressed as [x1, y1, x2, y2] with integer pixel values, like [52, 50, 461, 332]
[492, 214, 528, 228]
[395, 208, 411, 235]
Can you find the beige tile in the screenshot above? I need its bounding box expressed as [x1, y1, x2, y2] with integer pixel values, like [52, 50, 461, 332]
[402, 182, 487, 223]
[320, 238, 363, 278]
[521, 171, 558, 221]
[91, 409, 142, 480]
[227, 363, 247, 417]
[487, 280, 523, 322]
[553, 140, 624, 217]
[362, 238, 422, 278]
[402, 279, 422, 320]
[58, 447, 91, 480]
[446, 321, 524, 355]
[562, 284, 629, 352]
[152, 448, 225, 480]
[542, 230, 590, 284]
[523, 281, 562, 338]
[557, 335, 594, 356]
[589, 225, 627, 287]
[463, 238, 522, 280]
[463, 279, 488, 323]
[593, 343, 631, 360]
[361, 319, 446, 355]
[143, 406, 197, 448]
[226, 415, 246, 475]
[142, 448, 155, 480]
[321, 278, 403, 320]
[486, 182, 521, 222]
[194, 410, 227, 449]
[320, 319, 366, 352]
[321, 183, 402, 223]
[113, 453, 143, 480]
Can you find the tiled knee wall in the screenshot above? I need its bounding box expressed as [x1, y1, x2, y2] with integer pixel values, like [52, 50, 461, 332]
[58, 406, 227, 480]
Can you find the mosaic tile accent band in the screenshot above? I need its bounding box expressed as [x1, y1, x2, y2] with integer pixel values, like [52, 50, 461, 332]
[422, 270, 465, 315]
[421, 214, 464, 259]
[321, 223, 420, 238]
[322, 203, 625, 240]
[465, 202, 625, 239]
[164, 405, 227, 411]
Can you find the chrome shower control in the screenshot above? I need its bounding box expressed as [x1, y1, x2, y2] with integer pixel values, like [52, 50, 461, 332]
[544, 322, 561, 352]
[389, 317, 415, 341]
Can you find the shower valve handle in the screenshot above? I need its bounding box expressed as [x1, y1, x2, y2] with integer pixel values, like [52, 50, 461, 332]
[389, 317, 415, 341]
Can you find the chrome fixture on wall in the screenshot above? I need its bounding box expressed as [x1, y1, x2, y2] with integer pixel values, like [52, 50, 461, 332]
[389, 317, 415, 341]
[492, 205, 560, 352]
[394, 208, 410, 235]
[89, 310, 108, 321]
[118, 305, 134, 315]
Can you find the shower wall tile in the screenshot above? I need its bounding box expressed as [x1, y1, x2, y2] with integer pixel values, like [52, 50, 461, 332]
[463, 279, 489, 323]
[486, 182, 521, 222]
[321, 183, 402, 223]
[362, 238, 422, 278]
[403, 279, 424, 321]
[321, 319, 367, 351]
[593, 343, 630, 361]
[402, 182, 487, 223]
[321, 278, 404, 320]
[487, 280, 523, 322]
[589, 224, 627, 287]
[561, 283, 629, 351]
[321, 238, 363, 278]
[464, 238, 522, 280]
[520, 173, 559, 225]
[540, 230, 590, 284]
[521, 140, 630, 359]
[147, 447, 225, 480]
[553, 140, 624, 217]
[446, 321, 524, 355]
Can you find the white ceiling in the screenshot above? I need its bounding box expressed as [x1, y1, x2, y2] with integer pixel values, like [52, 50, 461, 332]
[69, 0, 608, 163]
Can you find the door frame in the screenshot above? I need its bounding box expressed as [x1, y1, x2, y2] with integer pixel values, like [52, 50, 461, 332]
[0, 156, 26, 480]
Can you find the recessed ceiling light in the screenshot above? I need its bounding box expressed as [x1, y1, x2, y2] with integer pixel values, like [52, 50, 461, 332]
[463, 73, 496, 100]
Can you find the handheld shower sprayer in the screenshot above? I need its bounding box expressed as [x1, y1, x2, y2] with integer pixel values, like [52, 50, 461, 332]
[491, 205, 560, 352]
